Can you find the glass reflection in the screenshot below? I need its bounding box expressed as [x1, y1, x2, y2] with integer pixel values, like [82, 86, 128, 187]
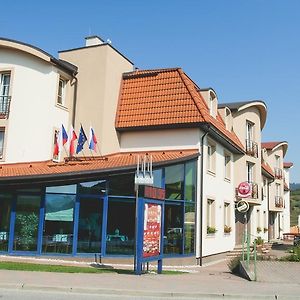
[165, 164, 184, 200]
[0, 193, 12, 252]
[184, 203, 195, 253]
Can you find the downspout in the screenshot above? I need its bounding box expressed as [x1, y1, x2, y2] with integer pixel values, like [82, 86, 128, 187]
[71, 75, 78, 127]
[197, 124, 211, 266]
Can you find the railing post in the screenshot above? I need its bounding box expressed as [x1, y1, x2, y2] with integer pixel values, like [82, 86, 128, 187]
[247, 233, 250, 269]
[254, 239, 257, 281]
[242, 231, 245, 261]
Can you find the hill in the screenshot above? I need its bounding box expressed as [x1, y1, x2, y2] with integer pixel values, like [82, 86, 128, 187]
[290, 189, 300, 226]
[290, 183, 300, 191]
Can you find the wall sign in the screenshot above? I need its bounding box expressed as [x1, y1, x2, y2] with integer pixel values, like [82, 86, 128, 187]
[236, 200, 250, 213]
[237, 182, 252, 198]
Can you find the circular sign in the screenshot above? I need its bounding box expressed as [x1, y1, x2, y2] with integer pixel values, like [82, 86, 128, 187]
[237, 182, 252, 198]
[236, 200, 249, 213]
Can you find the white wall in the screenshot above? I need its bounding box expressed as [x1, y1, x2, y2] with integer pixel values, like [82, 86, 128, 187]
[0, 50, 70, 163]
[283, 168, 291, 234]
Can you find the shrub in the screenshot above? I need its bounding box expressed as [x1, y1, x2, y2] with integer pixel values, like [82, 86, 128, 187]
[254, 236, 264, 245]
[224, 225, 232, 233]
[279, 246, 300, 262]
[207, 226, 217, 234]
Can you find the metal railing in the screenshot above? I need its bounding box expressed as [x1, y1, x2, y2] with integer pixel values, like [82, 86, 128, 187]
[241, 233, 257, 281]
[245, 139, 258, 158]
[0, 95, 11, 118]
[274, 168, 283, 179]
[275, 196, 284, 208]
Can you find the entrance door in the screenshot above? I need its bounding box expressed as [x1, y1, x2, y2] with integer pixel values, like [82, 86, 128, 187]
[13, 195, 41, 252]
[77, 196, 103, 253]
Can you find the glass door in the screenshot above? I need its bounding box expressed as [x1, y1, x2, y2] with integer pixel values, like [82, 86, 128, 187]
[77, 196, 103, 253]
[0, 193, 12, 252]
[13, 195, 41, 252]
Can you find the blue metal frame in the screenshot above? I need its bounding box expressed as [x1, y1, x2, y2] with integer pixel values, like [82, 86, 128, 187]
[135, 197, 165, 275]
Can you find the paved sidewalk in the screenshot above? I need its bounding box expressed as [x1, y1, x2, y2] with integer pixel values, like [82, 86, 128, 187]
[0, 259, 299, 299]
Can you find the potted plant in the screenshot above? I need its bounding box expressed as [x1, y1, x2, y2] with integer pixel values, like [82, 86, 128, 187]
[224, 225, 232, 234]
[263, 227, 268, 233]
[257, 227, 262, 234]
[207, 226, 217, 234]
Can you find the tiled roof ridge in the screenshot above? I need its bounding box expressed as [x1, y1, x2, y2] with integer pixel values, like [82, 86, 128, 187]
[261, 161, 275, 177]
[123, 67, 181, 78]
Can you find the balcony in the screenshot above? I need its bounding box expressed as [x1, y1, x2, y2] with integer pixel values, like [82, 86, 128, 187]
[0, 96, 11, 119]
[274, 168, 283, 180]
[235, 182, 259, 199]
[245, 139, 258, 158]
[275, 196, 284, 208]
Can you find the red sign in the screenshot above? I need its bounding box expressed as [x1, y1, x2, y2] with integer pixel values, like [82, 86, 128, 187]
[237, 182, 252, 198]
[143, 203, 162, 258]
[143, 186, 165, 200]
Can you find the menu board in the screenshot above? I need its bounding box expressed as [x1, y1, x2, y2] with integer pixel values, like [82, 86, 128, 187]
[143, 203, 162, 258]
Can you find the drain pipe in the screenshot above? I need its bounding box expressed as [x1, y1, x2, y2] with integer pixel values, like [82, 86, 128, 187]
[197, 124, 211, 266]
[71, 76, 78, 127]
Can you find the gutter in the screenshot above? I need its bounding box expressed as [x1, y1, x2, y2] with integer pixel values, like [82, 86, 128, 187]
[197, 124, 211, 266]
[71, 76, 78, 127]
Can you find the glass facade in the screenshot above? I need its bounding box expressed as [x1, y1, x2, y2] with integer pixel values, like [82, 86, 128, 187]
[0, 160, 197, 257]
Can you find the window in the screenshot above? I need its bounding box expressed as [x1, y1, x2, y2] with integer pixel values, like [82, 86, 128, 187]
[184, 161, 196, 201]
[246, 161, 254, 183]
[246, 121, 254, 142]
[224, 152, 231, 180]
[275, 155, 280, 168]
[207, 199, 215, 234]
[0, 72, 11, 115]
[165, 164, 184, 200]
[276, 183, 281, 197]
[207, 141, 216, 174]
[57, 77, 66, 106]
[0, 128, 4, 159]
[224, 202, 231, 233]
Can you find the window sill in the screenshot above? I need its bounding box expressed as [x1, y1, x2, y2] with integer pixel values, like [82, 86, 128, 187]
[224, 177, 231, 183]
[207, 170, 216, 177]
[55, 103, 69, 111]
[206, 233, 216, 238]
[223, 232, 231, 236]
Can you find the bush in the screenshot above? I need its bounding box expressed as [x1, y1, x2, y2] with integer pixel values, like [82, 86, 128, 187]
[207, 226, 217, 234]
[279, 246, 300, 262]
[224, 225, 232, 233]
[254, 237, 264, 245]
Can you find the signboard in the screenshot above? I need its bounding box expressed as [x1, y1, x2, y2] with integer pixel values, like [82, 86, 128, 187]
[237, 182, 252, 198]
[236, 200, 250, 213]
[143, 203, 162, 258]
[141, 186, 165, 200]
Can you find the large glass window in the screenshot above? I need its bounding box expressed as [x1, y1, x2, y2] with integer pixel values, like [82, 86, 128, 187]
[184, 203, 195, 253]
[78, 180, 106, 195]
[106, 198, 135, 255]
[42, 194, 75, 254]
[108, 174, 135, 196]
[153, 169, 163, 188]
[77, 197, 103, 253]
[13, 195, 41, 252]
[184, 162, 196, 201]
[0, 128, 5, 159]
[0, 193, 12, 252]
[164, 203, 183, 254]
[165, 164, 184, 200]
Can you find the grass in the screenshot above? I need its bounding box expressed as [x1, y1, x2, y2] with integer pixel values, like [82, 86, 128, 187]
[0, 261, 185, 275]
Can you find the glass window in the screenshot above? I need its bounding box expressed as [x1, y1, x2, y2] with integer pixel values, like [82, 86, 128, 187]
[164, 203, 183, 254]
[184, 161, 196, 201]
[57, 78, 66, 106]
[13, 195, 41, 251]
[207, 141, 216, 173]
[78, 180, 107, 195]
[184, 203, 195, 254]
[106, 198, 135, 255]
[153, 169, 163, 188]
[0, 128, 4, 158]
[46, 184, 77, 194]
[108, 173, 135, 196]
[207, 199, 216, 234]
[0, 193, 12, 252]
[165, 164, 184, 200]
[224, 152, 231, 180]
[42, 194, 75, 254]
[77, 197, 103, 253]
[0, 72, 10, 115]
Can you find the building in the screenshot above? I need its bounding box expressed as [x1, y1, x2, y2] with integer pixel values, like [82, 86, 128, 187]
[0, 36, 293, 263]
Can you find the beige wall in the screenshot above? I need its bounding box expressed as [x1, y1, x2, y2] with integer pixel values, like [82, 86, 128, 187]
[59, 44, 133, 155]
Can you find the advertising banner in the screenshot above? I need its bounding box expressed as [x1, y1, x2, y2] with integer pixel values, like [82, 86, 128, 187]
[143, 203, 162, 258]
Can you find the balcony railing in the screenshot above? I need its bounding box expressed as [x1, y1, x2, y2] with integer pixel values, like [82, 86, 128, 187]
[245, 139, 258, 158]
[0, 95, 11, 119]
[274, 167, 283, 179]
[235, 182, 259, 199]
[275, 196, 284, 208]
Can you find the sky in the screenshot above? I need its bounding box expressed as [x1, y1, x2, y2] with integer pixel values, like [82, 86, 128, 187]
[1, 0, 299, 182]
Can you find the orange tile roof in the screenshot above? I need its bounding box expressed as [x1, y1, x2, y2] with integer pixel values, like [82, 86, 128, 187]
[261, 142, 283, 150]
[284, 181, 289, 191]
[261, 162, 275, 178]
[0, 149, 198, 180]
[116, 68, 244, 152]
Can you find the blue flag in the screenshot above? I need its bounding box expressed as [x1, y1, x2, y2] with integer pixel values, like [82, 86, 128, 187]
[76, 125, 87, 154]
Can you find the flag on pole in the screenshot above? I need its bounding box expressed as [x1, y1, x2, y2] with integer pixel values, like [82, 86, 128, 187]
[68, 125, 78, 156]
[76, 125, 87, 154]
[61, 124, 68, 145]
[53, 132, 59, 157]
[88, 126, 98, 151]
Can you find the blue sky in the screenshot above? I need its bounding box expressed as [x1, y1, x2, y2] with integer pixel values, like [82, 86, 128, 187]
[2, 0, 299, 182]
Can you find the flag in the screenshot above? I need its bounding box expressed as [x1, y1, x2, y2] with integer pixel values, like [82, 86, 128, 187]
[61, 124, 68, 145]
[53, 132, 59, 157]
[88, 126, 98, 151]
[68, 125, 78, 156]
[76, 125, 87, 154]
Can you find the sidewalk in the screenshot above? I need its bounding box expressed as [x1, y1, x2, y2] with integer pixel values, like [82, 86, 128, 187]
[0, 258, 299, 299]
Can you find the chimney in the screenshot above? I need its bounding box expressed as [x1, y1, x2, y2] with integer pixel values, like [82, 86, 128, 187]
[85, 36, 104, 47]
